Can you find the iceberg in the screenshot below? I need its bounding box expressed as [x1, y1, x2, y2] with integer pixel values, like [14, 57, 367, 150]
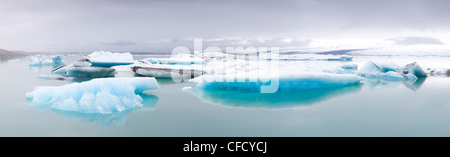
[7, 59, 21, 63]
[191, 72, 361, 92]
[131, 64, 204, 79]
[142, 57, 205, 65]
[357, 61, 426, 82]
[29, 55, 64, 66]
[400, 62, 427, 77]
[26, 77, 159, 114]
[86, 51, 135, 67]
[340, 64, 358, 70]
[52, 64, 116, 78]
[266, 54, 353, 62]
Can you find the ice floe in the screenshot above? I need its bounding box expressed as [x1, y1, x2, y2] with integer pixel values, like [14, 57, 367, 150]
[29, 55, 64, 66]
[357, 61, 427, 82]
[7, 59, 21, 63]
[142, 57, 205, 65]
[191, 72, 361, 92]
[26, 77, 159, 114]
[86, 51, 135, 67]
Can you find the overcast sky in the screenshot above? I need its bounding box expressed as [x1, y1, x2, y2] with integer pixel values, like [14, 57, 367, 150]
[0, 0, 449, 52]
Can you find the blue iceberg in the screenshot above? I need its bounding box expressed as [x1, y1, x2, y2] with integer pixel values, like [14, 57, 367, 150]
[29, 55, 64, 66]
[357, 61, 426, 82]
[52, 60, 116, 78]
[26, 78, 159, 114]
[191, 72, 361, 92]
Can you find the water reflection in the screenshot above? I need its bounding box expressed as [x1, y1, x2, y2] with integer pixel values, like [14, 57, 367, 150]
[33, 94, 159, 128]
[363, 77, 427, 91]
[186, 85, 362, 109]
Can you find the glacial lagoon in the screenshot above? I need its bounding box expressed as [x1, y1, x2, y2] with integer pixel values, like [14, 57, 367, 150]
[1, 54, 450, 136]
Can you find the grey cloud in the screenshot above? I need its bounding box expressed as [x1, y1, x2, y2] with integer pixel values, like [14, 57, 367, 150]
[0, 0, 449, 52]
[388, 36, 444, 45]
[100, 40, 137, 46]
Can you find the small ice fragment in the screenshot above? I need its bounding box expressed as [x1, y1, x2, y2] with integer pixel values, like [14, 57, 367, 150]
[357, 61, 426, 81]
[7, 59, 21, 63]
[29, 55, 64, 66]
[182, 86, 192, 90]
[340, 64, 357, 70]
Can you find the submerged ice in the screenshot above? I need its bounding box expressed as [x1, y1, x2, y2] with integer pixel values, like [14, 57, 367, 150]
[26, 78, 159, 114]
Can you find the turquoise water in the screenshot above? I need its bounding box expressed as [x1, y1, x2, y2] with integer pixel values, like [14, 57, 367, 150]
[1, 55, 450, 136]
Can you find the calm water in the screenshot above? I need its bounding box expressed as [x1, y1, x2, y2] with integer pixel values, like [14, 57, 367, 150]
[1, 55, 450, 137]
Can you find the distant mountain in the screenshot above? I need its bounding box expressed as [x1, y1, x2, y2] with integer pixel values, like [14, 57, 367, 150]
[0, 48, 27, 60]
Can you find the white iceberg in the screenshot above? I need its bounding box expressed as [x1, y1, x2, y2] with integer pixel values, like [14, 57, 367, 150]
[26, 77, 159, 114]
[340, 64, 358, 70]
[86, 51, 135, 67]
[29, 55, 64, 66]
[357, 61, 426, 82]
[142, 57, 205, 65]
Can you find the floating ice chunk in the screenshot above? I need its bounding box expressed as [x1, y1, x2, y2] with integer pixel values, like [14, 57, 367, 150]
[29, 56, 43, 66]
[7, 59, 21, 63]
[26, 78, 159, 114]
[131, 64, 204, 79]
[86, 51, 135, 67]
[52, 64, 116, 78]
[29, 55, 64, 66]
[192, 72, 361, 92]
[51, 56, 64, 65]
[142, 57, 205, 65]
[425, 68, 450, 77]
[400, 62, 427, 77]
[340, 64, 357, 70]
[65, 66, 116, 78]
[182, 86, 192, 90]
[264, 54, 353, 62]
[357, 61, 426, 82]
[325, 55, 353, 61]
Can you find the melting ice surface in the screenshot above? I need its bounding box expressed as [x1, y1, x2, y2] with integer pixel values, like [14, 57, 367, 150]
[26, 78, 159, 114]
